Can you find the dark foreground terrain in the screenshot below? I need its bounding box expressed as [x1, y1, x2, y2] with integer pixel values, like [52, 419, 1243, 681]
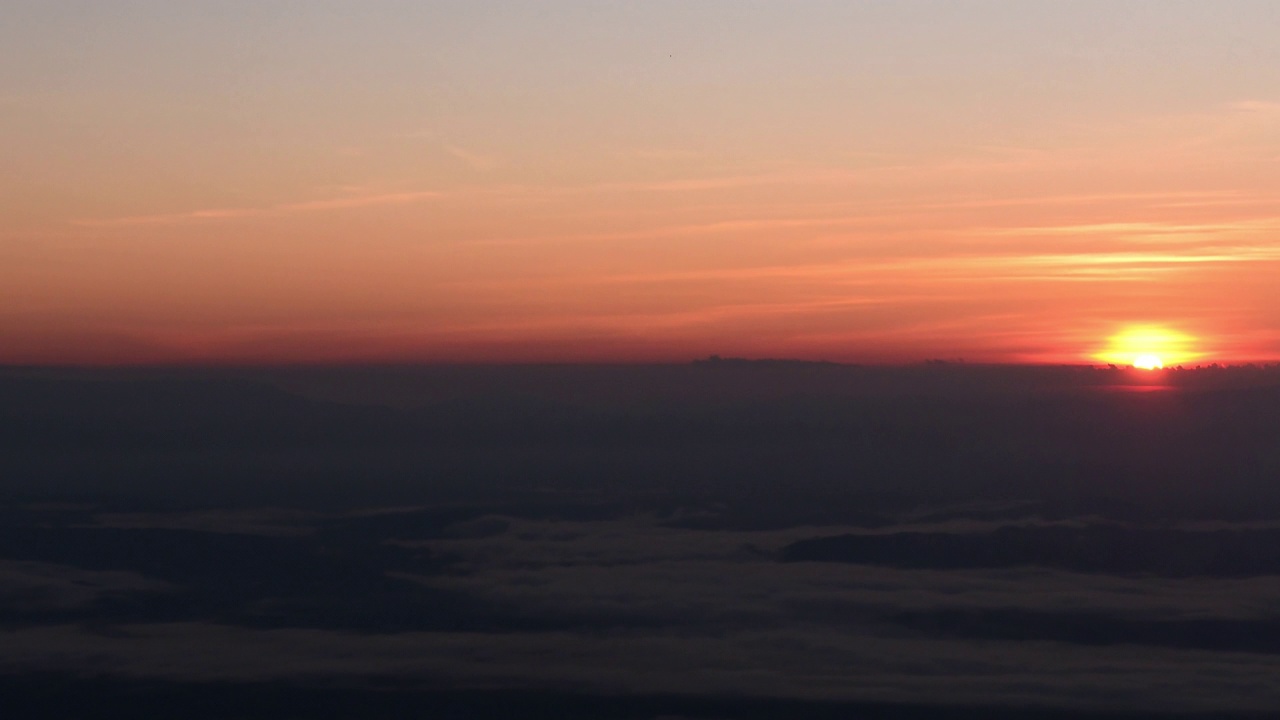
[4, 675, 1270, 720]
[3, 362, 1280, 718]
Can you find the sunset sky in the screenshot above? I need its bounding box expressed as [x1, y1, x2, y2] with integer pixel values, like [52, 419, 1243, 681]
[4, 1, 1280, 365]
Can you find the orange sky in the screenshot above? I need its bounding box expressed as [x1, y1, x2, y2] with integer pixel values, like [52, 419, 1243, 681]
[4, 2, 1280, 365]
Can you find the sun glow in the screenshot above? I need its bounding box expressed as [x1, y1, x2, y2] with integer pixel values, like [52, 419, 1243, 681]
[1132, 354, 1164, 370]
[1096, 326, 1198, 368]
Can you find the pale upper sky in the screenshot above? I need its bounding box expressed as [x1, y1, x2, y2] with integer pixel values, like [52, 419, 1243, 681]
[4, 1, 1280, 364]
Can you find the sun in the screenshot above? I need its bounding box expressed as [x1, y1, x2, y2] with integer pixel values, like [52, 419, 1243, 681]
[1095, 325, 1197, 368]
[1132, 354, 1163, 370]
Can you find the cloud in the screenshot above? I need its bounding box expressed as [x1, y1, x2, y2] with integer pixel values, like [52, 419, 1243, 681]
[444, 144, 498, 171]
[412, 516, 1280, 622]
[8, 511, 1280, 712]
[6, 594, 1280, 713]
[91, 509, 319, 537]
[275, 190, 443, 212]
[399, 129, 499, 170]
[982, 218, 1280, 238]
[71, 190, 444, 228]
[1230, 100, 1280, 114]
[0, 560, 173, 612]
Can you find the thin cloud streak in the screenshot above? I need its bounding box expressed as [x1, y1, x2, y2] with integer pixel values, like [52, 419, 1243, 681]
[71, 190, 445, 228]
[979, 218, 1280, 240]
[456, 245, 1280, 293]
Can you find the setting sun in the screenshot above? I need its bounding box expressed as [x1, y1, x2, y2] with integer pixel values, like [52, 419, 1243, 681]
[1132, 354, 1164, 370]
[1096, 326, 1198, 368]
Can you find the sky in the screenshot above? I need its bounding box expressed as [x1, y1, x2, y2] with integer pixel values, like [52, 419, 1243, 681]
[4, 1, 1280, 366]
